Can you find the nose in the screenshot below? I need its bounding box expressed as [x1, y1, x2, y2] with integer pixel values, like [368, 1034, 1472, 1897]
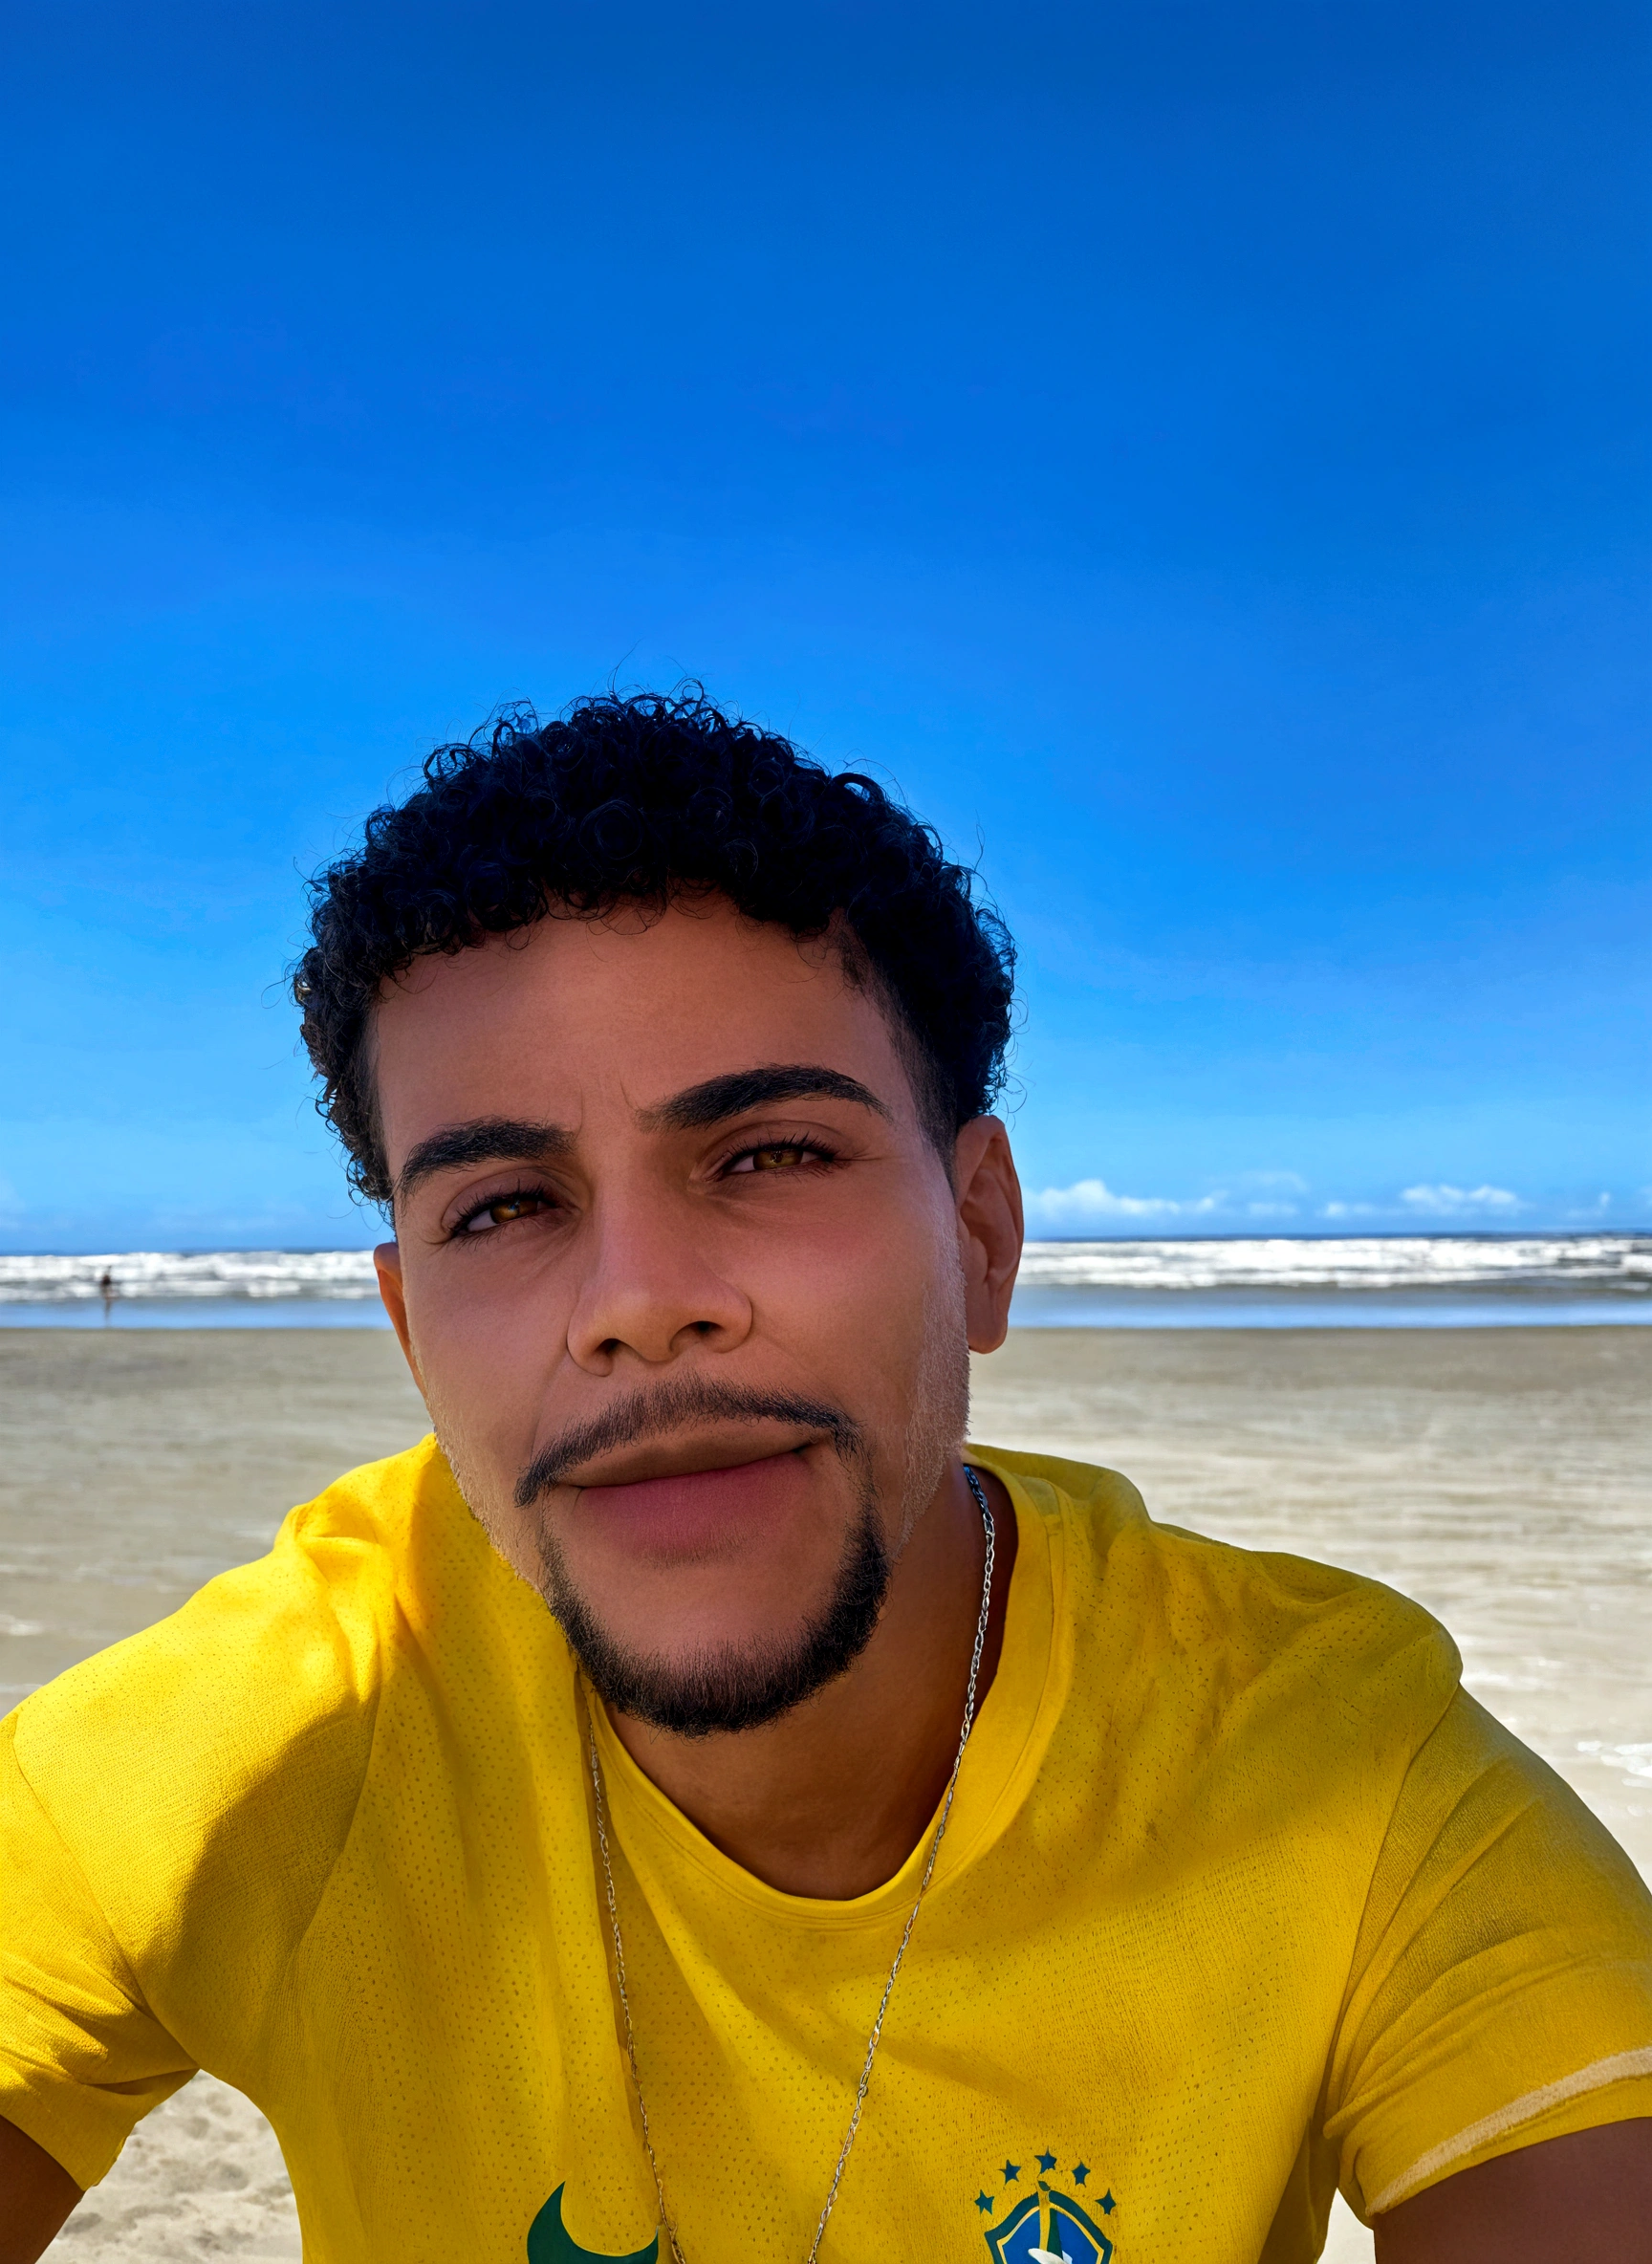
[563, 1182, 753, 1372]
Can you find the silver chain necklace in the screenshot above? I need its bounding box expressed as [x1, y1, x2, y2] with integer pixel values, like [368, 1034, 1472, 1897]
[585, 1466, 998, 2264]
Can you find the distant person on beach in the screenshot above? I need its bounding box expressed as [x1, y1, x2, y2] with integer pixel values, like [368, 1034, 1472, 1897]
[3, 692, 1649, 2264]
[96, 1269, 114, 1326]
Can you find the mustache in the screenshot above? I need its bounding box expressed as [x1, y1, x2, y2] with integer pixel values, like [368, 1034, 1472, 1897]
[513, 1375, 864, 1509]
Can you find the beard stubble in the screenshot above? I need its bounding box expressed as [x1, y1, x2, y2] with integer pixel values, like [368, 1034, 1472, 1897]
[427, 1263, 973, 1738]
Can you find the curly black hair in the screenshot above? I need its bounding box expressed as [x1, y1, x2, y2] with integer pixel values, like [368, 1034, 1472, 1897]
[293, 688, 1015, 1206]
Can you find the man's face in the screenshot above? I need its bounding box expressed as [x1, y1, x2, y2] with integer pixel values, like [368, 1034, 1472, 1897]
[372, 899, 1018, 1732]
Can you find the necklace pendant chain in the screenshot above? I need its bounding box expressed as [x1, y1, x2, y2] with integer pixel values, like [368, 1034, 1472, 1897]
[585, 1466, 999, 2264]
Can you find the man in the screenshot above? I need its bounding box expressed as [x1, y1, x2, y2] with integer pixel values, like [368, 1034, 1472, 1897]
[3, 691, 1649, 2264]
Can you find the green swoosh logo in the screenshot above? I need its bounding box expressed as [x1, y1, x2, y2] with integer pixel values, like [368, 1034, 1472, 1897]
[527, 2184, 660, 2264]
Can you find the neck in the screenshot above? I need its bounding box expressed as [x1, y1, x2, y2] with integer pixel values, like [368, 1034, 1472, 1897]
[603, 1460, 1017, 1899]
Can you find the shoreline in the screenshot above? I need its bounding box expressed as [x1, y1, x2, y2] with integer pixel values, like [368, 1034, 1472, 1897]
[4, 1303, 1650, 1330]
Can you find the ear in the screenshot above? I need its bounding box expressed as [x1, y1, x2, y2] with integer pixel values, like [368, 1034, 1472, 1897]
[950, 1117, 1024, 1353]
[374, 1241, 425, 1393]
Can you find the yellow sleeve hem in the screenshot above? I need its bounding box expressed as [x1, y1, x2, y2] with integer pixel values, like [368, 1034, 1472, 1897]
[1366, 2057, 1652, 2216]
[0, 2056, 191, 2190]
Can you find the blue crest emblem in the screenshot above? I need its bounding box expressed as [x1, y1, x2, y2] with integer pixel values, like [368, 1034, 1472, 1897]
[973, 2153, 1115, 2264]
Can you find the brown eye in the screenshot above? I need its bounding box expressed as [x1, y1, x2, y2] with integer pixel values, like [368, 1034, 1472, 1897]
[464, 1192, 553, 1233]
[751, 1144, 807, 1170]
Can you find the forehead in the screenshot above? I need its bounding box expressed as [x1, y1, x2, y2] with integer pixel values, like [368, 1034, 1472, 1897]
[371, 901, 906, 1147]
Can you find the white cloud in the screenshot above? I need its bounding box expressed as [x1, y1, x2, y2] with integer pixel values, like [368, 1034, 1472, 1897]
[1026, 1175, 1541, 1234]
[1400, 1183, 1521, 1213]
[1026, 1178, 1226, 1231]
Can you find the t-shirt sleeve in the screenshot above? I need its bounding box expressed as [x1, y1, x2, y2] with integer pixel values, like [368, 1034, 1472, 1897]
[0, 1712, 197, 2188]
[1323, 1687, 1652, 2222]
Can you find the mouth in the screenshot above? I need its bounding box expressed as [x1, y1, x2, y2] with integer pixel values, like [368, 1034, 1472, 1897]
[563, 1424, 823, 1491]
[572, 1446, 821, 1562]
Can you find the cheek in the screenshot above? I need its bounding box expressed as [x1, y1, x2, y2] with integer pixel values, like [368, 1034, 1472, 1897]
[402, 1263, 564, 1507]
[749, 1183, 959, 1386]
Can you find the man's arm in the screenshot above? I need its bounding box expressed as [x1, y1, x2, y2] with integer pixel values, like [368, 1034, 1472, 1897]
[0, 2115, 80, 2264]
[1375, 2119, 1652, 2263]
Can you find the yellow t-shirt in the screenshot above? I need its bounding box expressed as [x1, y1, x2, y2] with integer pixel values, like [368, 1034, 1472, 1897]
[3, 1440, 1650, 2263]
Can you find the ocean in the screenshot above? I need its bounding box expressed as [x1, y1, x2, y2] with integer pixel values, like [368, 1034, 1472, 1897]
[1, 1233, 1647, 1328]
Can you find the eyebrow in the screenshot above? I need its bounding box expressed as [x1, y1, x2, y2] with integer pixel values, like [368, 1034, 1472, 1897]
[638, 1063, 894, 1134]
[394, 1118, 575, 1206]
[393, 1067, 892, 1207]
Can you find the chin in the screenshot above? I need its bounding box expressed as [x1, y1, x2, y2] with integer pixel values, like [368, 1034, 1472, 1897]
[542, 1506, 893, 1737]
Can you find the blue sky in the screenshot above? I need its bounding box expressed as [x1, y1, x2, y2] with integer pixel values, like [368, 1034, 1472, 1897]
[2, 0, 1646, 1250]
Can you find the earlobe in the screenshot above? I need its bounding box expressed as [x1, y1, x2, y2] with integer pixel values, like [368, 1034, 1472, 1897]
[952, 1118, 1025, 1354]
[373, 1241, 424, 1390]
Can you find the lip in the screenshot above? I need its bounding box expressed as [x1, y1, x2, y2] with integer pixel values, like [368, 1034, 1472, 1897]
[576, 1448, 815, 1560]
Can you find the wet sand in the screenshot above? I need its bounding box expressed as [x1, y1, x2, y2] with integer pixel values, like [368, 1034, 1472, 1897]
[6, 1325, 1648, 2261]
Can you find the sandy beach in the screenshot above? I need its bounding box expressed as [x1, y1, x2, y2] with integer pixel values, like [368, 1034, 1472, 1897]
[6, 1323, 1649, 2262]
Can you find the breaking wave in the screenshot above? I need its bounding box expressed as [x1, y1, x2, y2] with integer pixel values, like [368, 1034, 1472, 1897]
[1015, 1234, 1651, 1295]
[0, 1250, 380, 1303]
[1, 1235, 1646, 1328]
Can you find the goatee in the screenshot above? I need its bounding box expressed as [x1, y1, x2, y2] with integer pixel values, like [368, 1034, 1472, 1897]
[537, 1493, 892, 1738]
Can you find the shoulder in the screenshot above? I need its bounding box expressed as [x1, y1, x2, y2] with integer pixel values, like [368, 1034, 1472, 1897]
[9, 1436, 458, 1960]
[1329, 1689, 1652, 2213]
[976, 1442, 1462, 1772]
